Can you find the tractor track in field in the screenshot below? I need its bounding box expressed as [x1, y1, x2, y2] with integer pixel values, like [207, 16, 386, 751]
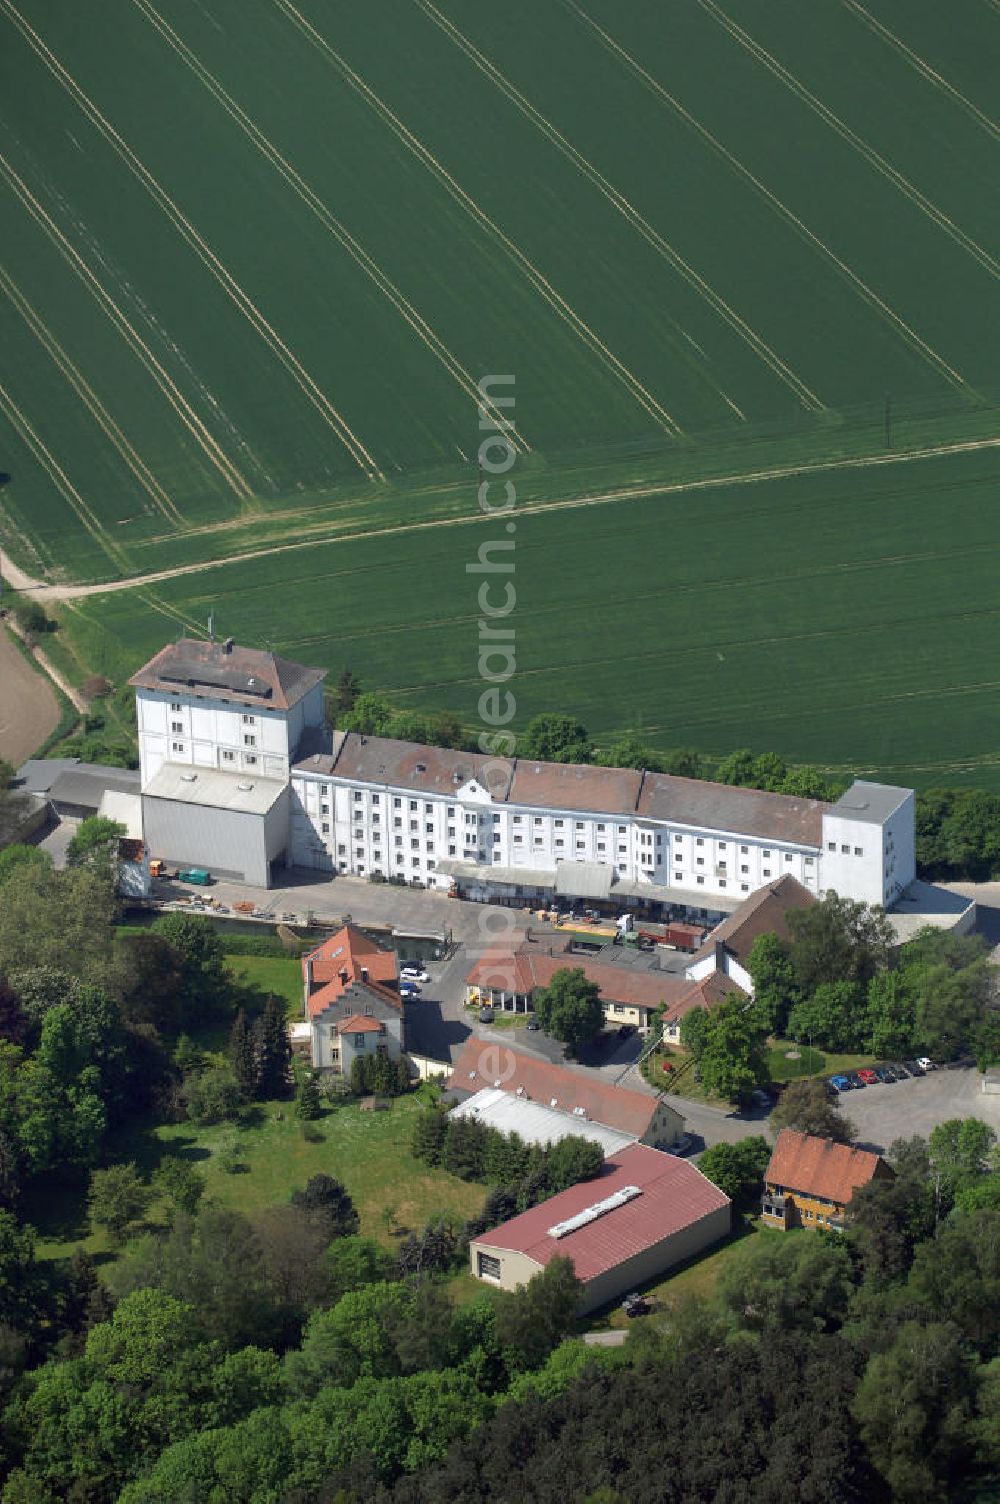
[2, 433, 998, 605]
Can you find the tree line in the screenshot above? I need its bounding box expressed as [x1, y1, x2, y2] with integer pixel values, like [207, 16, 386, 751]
[747, 894, 998, 1065]
[412, 1105, 604, 1204]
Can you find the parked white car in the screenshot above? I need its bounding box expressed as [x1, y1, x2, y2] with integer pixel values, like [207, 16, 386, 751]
[916, 1057, 936, 1071]
[400, 967, 430, 984]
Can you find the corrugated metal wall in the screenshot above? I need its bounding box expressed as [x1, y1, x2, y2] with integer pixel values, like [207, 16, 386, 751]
[142, 795, 287, 887]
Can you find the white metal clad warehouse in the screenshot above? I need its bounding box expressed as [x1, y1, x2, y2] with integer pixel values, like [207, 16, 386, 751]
[141, 765, 289, 886]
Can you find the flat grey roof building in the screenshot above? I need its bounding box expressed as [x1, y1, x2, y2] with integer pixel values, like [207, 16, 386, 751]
[143, 763, 286, 815]
[828, 781, 911, 824]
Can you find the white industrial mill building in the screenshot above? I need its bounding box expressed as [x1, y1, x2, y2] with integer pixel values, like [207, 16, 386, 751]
[131, 638, 915, 915]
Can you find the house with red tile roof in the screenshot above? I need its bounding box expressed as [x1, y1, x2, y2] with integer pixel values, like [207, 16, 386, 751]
[660, 971, 748, 1043]
[762, 1129, 893, 1231]
[469, 1142, 731, 1312]
[302, 925, 405, 1075]
[685, 875, 816, 996]
[446, 1039, 684, 1148]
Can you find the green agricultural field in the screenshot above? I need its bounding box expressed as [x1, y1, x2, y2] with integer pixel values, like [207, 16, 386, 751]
[0, 0, 997, 780]
[65, 441, 1000, 789]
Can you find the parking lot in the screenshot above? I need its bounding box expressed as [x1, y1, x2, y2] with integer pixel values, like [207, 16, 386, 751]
[824, 1065, 1000, 1155]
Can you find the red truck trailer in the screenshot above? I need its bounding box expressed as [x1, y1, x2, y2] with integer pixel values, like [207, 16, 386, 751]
[662, 922, 707, 952]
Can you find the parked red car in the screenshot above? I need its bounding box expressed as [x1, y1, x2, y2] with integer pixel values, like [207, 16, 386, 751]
[857, 1067, 880, 1086]
[661, 1061, 673, 1073]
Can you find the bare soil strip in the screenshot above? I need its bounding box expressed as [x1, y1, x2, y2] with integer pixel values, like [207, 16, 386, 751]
[0, 626, 61, 764]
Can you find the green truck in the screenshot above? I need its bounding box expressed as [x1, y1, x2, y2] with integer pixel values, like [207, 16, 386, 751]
[176, 868, 211, 886]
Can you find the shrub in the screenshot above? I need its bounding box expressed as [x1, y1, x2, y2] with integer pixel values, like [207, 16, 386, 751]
[184, 1068, 243, 1126]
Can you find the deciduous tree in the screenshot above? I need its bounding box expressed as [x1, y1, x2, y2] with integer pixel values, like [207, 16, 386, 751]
[718, 1227, 854, 1334]
[494, 1256, 581, 1370]
[88, 1162, 149, 1243]
[697, 1135, 770, 1208]
[532, 968, 604, 1053]
[746, 931, 798, 1035]
[518, 714, 591, 765]
[786, 892, 893, 994]
[696, 993, 769, 1103]
[66, 816, 126, 884]
[770, 1078, 856, 1144]
[788, 981, 865, 1053]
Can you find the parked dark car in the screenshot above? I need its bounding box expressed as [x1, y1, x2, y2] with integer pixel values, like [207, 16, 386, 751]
[618, 1024, 637, 1039]
[874, 1066, 896, 1084]
[847, 1072, 866, 1088]
[903, 1059, 926, 1076]
[886, 1062, 911, 1080]
[622, 1291, 650, 1318]
[526, 1015, 539, 1031]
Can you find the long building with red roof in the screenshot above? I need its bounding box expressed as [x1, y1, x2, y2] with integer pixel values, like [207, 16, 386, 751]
[446, 1039, 684, 1148]
[469, 1142, 731, 1312]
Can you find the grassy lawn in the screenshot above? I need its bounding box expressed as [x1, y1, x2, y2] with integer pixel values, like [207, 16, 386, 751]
[32, 1094, 483, 1267]
[595, 1219, 761, 1331]
[227, 954, 304, 1019]
[768, 1039, 875, 1082]
[473, 1010, 527, 1031]
[641, 1047, 732, 1112]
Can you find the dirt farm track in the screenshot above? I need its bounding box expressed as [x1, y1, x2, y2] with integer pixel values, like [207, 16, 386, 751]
[0, 627, 59, 767]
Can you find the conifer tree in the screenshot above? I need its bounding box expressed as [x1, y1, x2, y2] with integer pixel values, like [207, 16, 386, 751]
[294, 1071, 322, 1121]
[228, 1009, 258, 1098]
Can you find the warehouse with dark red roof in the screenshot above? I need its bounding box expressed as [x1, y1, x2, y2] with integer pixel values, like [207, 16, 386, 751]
[469, 1143, 731, 1312]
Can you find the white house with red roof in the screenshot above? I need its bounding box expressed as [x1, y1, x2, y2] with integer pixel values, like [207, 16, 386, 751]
[469, 1142, 731, 1312]
[465, 940, 694, 1032]
[302, 925, 405, 1074]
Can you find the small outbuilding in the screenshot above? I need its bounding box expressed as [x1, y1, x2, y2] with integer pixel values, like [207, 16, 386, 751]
[469, 1142, 731, 1313]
